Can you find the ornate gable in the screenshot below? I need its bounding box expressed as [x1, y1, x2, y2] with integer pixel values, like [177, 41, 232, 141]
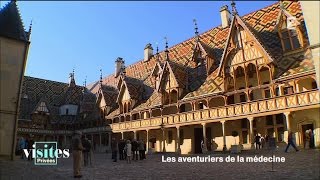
[218, 14, 275, 77]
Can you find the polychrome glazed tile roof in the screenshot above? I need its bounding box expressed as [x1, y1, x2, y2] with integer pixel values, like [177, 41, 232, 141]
[87, 1, 314, 117]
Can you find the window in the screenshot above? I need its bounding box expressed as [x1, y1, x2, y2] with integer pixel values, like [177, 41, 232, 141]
[66, 108, 69, 115]
[283, 86, 294, 95]
[280, 29, 301, 52]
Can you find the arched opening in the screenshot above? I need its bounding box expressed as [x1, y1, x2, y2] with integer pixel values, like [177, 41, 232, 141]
[151, 109, 161, 117]
[113, 117, 119, 123]
[249, 89, 263, 101]
[227, 95, 235, 105]
[162, 106, 178, 116]
[209, 96, 225, 108]
[142, 111, 150, 119]
[224, 75, 235, 92]
[163, 91, 170, 105]
[296, 77, 318, 92]
[246, 63, 258, 87]
[120, 116, 125, 122]
[179, 103, 192, 113]
[195, 100, 208, 110]
[125, 115, 130, 121]
[259, 66, 271, 84]
[234, 66, 246, 90]
[170, 89, 178, 103]
[132, 113, 139, 120]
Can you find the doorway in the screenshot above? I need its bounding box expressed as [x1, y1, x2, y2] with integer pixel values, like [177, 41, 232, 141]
[194, 128, 203, 154]
[302, 124, 314, 148]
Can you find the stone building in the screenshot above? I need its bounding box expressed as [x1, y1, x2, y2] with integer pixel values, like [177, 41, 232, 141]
[88, 1, 320, 154]
[1, 1, 319, 157]
[0, 1, 31, 160]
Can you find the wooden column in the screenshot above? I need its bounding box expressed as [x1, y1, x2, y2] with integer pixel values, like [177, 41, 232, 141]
[202, 123, 208, 153]
[176, 126, 181, 154]
[221, 121, 227, 151]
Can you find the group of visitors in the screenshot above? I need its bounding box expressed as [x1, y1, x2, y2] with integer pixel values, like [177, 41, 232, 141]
[71, 131, 93, 178]
[254, 134, 266, 149]
[111, 138, 146, 163]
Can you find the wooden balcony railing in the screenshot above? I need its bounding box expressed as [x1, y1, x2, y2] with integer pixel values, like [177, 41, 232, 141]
[111, 90, 320, 132]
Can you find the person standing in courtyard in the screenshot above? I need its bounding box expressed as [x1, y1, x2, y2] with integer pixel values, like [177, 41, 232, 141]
[125, 140, 132, 164]
[309, 129, 315, 149]
[285, 131, 299, 153]
[82, 136, 91, 166]
[255, 134, 261, 150]
[72, 131, 84, 178]
[304, 129, 310, 149]
[111, 138, 118, 162]
[138, 140, 145, 160]
[132, 139, 138, 160]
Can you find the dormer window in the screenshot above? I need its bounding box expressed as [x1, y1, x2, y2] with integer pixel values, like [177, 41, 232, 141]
[280, 28, 301, 51]
[277, 10, 303, 52]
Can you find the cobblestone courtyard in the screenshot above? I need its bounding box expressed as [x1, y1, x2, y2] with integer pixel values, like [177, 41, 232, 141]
[1, 148, 319, 180]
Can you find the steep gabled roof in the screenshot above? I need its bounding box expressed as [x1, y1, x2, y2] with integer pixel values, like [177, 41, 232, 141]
[0, 1, 28, 42]
[87, 1, 310, 115]
[217, 14, 276, 76]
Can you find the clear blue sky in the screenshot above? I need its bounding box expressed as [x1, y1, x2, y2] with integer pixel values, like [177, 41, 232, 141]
[1, 1, 276, 85]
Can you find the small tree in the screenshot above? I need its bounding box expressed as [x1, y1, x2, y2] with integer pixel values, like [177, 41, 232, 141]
[232, 131, 239, 145]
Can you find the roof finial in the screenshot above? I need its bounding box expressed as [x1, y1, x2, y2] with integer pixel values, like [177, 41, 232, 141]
[99, 69, 103, 86]
[193, 19, 199, 37]
[231, 1, 238, 16]
[155, 42, 160, 62]
[164, 37, 169, 61]
[279, 1, 285, 10]
[27, 19, 32, 40]
[84, 76, 87, 87]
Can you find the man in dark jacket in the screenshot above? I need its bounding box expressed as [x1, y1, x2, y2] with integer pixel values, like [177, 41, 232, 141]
[82, 136, 91, 166]
[132, 139, 138, 160]
[111, 138, 118, 162]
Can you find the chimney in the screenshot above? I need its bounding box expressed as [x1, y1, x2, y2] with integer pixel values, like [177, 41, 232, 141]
[115, 57, 125, 77]
[144, 43, 153, 62]
[220, 5, 231, 28]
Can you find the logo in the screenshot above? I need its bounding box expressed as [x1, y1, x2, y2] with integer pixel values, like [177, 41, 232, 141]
[23, 142, 70, 165]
